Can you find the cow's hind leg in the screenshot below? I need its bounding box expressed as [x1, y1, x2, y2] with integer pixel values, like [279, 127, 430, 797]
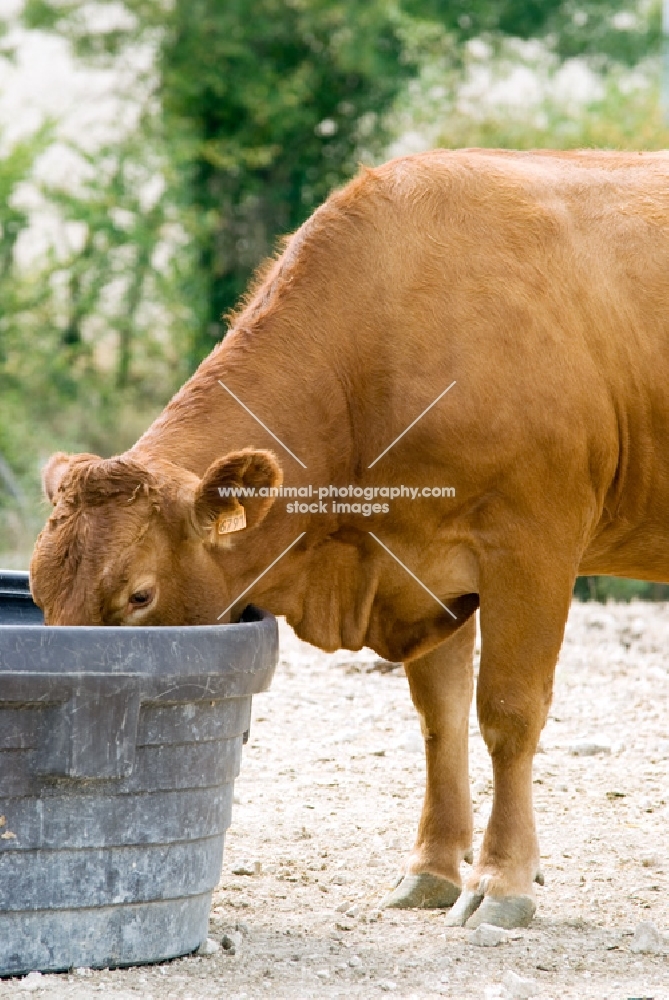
[382, 616, 476, 909]
[446, 551, 573, 929]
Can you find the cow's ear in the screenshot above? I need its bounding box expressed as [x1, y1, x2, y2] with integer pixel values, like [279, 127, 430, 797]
[41, 451, 102, 504]
[42, 453, 75, 504]
[193, 449, 283, 539]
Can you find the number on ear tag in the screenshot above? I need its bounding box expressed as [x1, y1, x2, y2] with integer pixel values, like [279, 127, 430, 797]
[218, 503, 247, 534]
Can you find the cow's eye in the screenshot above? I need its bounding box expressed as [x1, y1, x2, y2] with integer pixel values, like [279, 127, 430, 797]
[129, 589, 153, 608]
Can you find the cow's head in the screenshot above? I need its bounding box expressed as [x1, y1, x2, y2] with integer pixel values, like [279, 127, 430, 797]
[29, 449, 282, 625]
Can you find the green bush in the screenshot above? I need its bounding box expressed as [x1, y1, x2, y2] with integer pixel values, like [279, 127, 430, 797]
[574, 577, 669, 602]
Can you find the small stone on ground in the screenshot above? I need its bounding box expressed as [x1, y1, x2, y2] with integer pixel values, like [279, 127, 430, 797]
[469, 923, 508, 947]
[502, 969, 538, 998]
[630, 920, 666, 955]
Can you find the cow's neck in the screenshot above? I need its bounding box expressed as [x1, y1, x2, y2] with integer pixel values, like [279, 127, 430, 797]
[132, 323, 344, 482]
[132, 207, 378, 482]
[129, 302, 366, 634]
[127, 220, 393, 647]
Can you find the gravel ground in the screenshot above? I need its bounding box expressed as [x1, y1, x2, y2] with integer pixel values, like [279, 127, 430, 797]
[2, 600, 669, 999]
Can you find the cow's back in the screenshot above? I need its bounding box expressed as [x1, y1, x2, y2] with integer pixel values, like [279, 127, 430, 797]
[326, 150, 669, 571]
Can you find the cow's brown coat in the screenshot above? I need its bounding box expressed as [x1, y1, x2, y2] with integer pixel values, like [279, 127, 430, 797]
[30, 149, 669, 926]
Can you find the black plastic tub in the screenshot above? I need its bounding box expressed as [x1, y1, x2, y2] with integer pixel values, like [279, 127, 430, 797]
[0, 571, 278, 975]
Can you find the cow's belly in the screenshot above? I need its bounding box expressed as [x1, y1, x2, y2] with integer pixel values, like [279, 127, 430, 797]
[579, 524, 669, 583]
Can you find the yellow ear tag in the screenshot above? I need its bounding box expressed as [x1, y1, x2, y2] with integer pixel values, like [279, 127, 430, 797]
[217, 500, 247, 534]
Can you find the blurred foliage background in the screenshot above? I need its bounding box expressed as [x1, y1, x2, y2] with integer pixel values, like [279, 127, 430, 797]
[1, 0, 668, 601]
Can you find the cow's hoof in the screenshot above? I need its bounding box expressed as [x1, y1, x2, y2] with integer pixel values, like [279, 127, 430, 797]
[466, 894, 536, 929]
[444, 888, 483, 925]
[445, 889, 536, 929]
[380, 873, 461, 909]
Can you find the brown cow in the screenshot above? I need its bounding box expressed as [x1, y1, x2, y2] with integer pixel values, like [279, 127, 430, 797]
[30, 149, 669, 928]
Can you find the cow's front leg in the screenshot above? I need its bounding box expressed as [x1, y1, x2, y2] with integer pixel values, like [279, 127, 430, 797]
[447, 558, 572, 929]
[382, 616, 476, 909]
